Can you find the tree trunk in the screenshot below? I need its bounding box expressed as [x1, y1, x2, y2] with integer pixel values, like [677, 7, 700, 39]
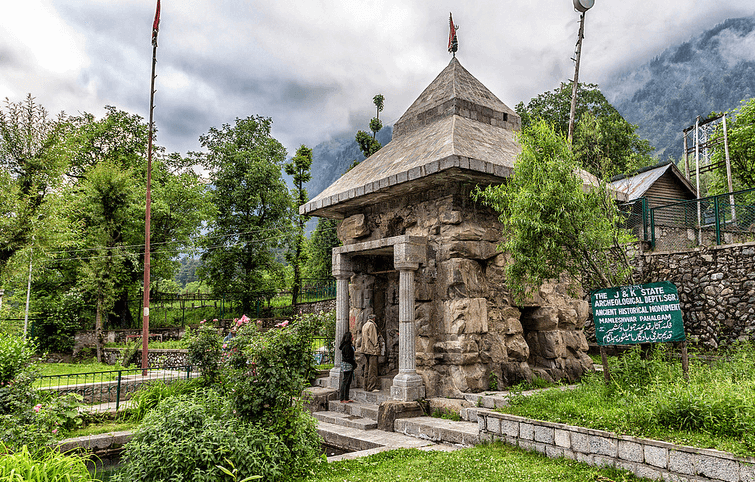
[95, 293, 104, 363]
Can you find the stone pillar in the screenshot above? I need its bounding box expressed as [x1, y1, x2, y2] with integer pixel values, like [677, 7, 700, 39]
[331, 253, 353, 389]
[391, 242, 426, 401]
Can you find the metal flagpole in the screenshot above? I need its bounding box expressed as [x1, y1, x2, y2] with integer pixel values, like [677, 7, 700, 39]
[142, 0, 160, 375]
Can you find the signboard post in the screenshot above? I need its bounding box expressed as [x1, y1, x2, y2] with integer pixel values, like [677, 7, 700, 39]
[591, 281, 688, 381]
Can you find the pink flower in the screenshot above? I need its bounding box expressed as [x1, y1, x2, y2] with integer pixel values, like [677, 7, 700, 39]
[200, 319, 205, 324]
[213, 319, 218, 322]
[240, 314, 251, 325]
[256, 320, 262, 325]
[222, 344, 227, 349]
[280, 320, 289, 327]
[52, 428, 58, 434]
[34, 404, 42, 413]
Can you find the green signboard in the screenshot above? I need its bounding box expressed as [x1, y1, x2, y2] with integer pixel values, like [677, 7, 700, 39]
[591, 281, 685, 346]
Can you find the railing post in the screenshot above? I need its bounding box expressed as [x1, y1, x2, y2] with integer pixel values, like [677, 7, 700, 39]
[115, 370, 122, 412]
[650, 208, 656, 249]
[714, 195, 721, 245]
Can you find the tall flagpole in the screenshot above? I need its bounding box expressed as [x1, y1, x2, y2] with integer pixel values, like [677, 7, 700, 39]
[142, 0, 160, 375]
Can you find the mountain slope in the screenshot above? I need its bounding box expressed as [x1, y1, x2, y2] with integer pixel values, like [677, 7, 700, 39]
[305, 126, 392, 199]
[604, 14, 755, 161]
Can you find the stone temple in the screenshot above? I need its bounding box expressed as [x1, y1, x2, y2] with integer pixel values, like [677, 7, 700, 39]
[301, 58, 593, 400]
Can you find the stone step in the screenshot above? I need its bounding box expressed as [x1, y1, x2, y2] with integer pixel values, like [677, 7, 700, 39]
[313, 410, 378, 430]
[394, 416, 480, 447]
[328, 399, 379, 420]
[350, 387, 392, 405]
[317, 420, 435, 459]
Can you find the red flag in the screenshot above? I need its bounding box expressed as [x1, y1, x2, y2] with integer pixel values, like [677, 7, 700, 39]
[152, 0, 161, 47]
[448, 13, 458, 54]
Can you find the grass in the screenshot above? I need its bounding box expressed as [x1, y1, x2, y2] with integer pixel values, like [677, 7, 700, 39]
[302, 443, 650, 481]
[66, 419, 140, 438]
[37, 361, 126, 377]
[497, 343, 755, 456]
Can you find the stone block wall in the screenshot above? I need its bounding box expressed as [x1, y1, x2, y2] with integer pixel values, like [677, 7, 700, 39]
[102, 348, 189, 366]
[339, 184, 592, 396]
[477, 410, 755, 482]
[641, 242, 755, 349]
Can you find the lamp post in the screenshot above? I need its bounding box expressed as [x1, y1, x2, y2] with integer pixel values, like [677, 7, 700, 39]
[567, 0, 595, 144]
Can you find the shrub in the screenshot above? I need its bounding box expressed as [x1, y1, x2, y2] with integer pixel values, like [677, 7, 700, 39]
[126, 377, 203, 422]
[115, 390, 292, 482]
[0, 443, 96, 481]
[187, 325, 223, 382]
[222, 314, 318, 420]
[0, 334, 36, 384]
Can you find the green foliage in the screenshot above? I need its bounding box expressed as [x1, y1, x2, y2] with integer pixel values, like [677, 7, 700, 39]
[127, 377, 204, 422]
[430, 408, 462, 421]
[709, 98, 755, 193]
[473, 120, 636, 300]
[488, 371, 499, 391]
[187, 325, 223, 383]
[0, 443, 96, 482]
[195, 115, 292, 314]
[498, 343, 755, 456]
[114, 390, 288, 482]
[222, 314, 318, 420]
[0, 334, 35, 384]
[305, 443, 647, 481]
[33, 291, 86, 353]
[304, 218, 340, 281]
[0, 95, 71, 281]
[285, 145, 313, 305]
[516, 83, 654, 178]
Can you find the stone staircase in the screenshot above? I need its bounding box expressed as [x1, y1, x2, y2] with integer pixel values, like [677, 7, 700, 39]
[311, 377, 485, 459]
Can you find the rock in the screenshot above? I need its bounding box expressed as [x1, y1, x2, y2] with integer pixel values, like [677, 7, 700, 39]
[439, 258, 487, 298]
[561, 330, 589, 353]
[302, 387, 338, 413]
[337, 214, 370, 241]
[377, 401, 424, 432]
[522, 306, 559, 331]
[440, 210, 463, 225]
[449, 364, 488, 392]
[505, 334, 530, 361]
[443, 298, 488, 335]
[445, 241, 499, 260]
[501, 361, 533, 385]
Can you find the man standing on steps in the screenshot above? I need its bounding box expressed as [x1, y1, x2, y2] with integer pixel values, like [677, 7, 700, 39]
[361, 314, 380, 392]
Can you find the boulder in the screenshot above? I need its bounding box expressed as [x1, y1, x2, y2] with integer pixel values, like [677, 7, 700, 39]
[338, 214, 370, 240]
[443, 298, 488, 335]
[439, 258, 487, 298]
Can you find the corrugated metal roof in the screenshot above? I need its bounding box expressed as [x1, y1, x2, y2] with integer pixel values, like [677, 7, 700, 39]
[610, 164, 672, 201]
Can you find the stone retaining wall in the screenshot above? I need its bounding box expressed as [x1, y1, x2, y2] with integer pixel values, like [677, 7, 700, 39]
[641, 242, 755, 350]
[297, 298, 336, 315]
[477, 410, 755, 482]
[102, 348, 189, 366]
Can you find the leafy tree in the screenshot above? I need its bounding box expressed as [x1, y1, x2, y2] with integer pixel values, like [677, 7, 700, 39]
[35, 107, 210, 338]
[354, 94, 385, 160]
[0, 95, 70, 281]
[195, 116, 292, 314]
[709, 98, 755, 193]
[516, 83, 654, 178]
[303, 218, 340, 281]
[284, 145, 312, 304]
[474, 120, 636, 301]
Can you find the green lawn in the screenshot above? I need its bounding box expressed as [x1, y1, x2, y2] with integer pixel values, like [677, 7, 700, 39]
[303, 443, 650, 482]
[498, 344, 755, 457]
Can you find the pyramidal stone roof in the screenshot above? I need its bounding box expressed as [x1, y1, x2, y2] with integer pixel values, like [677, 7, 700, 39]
[302, 57, 522, 218]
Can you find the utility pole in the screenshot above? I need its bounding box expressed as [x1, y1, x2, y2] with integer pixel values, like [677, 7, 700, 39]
[568, 0, 595, 144]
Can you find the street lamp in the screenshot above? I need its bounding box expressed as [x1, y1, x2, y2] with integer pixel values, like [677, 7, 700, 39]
[567, 0, 595, 144]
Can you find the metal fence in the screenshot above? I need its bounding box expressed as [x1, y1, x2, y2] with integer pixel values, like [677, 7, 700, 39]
[37, 366, 198, 412]
[618, 188, 755, 252]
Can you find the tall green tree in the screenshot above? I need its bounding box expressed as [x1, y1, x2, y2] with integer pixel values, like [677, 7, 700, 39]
[516, 83, 654, 178]
[0, 95, 70, 281]
[195, 116, 292, 314]
[474, 120, 636, 301]
[303, 218, 340, 281]
[34, 107, 210, 343]
[354, 94, 386, 160]
[709, 98, 755, 193]
[284, 145, 312, 304]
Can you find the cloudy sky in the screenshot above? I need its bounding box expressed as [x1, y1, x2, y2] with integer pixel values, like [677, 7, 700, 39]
[2, 1, 753, 158]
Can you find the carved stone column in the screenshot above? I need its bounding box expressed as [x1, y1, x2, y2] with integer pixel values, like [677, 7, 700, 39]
[390, 242, 426, 401]
[331, 253, 353, 389]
